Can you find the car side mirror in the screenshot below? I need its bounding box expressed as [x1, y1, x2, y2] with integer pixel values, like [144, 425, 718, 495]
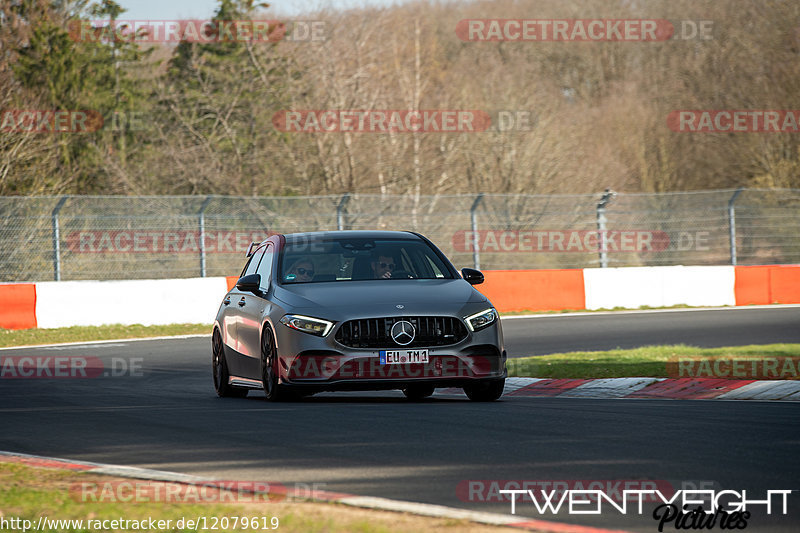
[461, 268, 484, 285]
[236, 273, 261, 294]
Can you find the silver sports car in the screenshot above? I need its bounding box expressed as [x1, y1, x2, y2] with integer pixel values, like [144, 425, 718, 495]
[212, 230, 506, 401]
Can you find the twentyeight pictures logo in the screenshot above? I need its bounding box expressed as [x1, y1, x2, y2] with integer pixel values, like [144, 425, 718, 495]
[498, 488, 792, 531]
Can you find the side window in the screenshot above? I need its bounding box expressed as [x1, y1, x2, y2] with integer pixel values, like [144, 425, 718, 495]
[242, 247, 266, 277]
[256, 245, 274, 290]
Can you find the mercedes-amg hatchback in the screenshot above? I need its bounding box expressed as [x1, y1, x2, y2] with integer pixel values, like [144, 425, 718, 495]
[212, 231, 506, 401]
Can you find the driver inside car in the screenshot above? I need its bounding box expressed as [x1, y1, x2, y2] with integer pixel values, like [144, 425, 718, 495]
[370, 251, 397, 279]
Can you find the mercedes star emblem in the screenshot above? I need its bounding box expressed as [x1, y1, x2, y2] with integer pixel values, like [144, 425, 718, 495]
[390, 320, 415, 346]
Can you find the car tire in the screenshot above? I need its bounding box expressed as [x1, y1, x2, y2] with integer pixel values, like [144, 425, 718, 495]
[402, 384, 435, 400]
[261, 325, 292, 402]
[463, 379, 505, 401]
[212, 329, 248, 398]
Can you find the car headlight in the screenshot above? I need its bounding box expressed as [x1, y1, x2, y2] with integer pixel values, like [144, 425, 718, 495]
[280, 314, 334, 336]
[465, 308, 497, 332]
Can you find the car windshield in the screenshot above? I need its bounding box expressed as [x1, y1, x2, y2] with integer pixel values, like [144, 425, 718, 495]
[279, 237, 454, 283]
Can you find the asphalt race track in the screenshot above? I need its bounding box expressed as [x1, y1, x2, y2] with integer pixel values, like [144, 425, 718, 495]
[1, 307, 799, 532]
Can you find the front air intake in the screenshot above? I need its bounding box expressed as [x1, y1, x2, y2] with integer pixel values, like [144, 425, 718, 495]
[335, 316, 468, 348]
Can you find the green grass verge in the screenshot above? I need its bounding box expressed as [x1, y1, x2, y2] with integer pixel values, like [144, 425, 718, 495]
[0, 463, 506, 533]
[508, 343, 800, 379]
[0, 304, 777, 347]
[0, 324, 211, 348]
[3, 326, 798, 382]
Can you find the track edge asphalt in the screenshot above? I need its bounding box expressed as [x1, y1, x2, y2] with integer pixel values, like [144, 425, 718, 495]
[0, 450, 630, 533]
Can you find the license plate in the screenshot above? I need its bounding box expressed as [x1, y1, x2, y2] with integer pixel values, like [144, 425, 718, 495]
[379, 349, 429, 364]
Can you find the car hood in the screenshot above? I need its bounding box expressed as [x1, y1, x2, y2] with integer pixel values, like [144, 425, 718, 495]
[272, 278, 488, 317]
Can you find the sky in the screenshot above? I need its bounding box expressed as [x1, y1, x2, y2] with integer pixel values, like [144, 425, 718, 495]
[117, 0, 409, 19]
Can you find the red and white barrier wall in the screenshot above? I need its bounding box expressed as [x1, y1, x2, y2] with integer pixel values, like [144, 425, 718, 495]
[0, 278, 231, 330]
[582, 266, 736, 309]
[476, 264, 800, 312]
[0, 265, 798, 330]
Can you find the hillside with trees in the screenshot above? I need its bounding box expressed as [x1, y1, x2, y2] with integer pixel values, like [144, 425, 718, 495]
[1, 0, 799, 196]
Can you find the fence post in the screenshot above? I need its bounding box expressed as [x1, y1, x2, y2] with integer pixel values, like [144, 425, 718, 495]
[198, 195, 212, 277]
[728, 188, 744, 266]
[596, 189, 616, 268]
[336, 193, 351, 230]
[51, 196, 68, 281]
[470, 194, 484, 270]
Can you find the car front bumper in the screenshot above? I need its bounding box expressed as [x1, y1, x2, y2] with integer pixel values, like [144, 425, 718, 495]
[273, 319, 506, 389]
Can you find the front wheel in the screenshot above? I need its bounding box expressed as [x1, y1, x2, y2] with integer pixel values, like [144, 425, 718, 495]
[212, 329, 248, 398]
[463, 379, 505, 402]
[261, 326, 291, 401]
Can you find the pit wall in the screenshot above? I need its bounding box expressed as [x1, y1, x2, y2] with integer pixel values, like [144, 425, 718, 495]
[1, 265, 798, 329]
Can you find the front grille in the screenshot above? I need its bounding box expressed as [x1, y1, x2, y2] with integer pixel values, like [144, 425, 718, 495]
[335, 316, 469, 348]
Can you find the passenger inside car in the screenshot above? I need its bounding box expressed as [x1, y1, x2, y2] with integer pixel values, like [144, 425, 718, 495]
[285, 258, 315, 282]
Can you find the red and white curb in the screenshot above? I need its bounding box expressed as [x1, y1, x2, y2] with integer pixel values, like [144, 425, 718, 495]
[436, 377, 800, 400]
[0, 450, 630, 533]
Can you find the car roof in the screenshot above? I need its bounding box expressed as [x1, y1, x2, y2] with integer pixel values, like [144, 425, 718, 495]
[282, 230, 421, 243]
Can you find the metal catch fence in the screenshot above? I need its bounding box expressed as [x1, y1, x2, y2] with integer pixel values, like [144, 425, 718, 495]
[0, 189, 798, 282]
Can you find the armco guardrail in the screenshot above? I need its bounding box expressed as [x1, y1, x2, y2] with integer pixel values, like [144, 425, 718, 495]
[1, 265, 798, 330]
[0, 189, 799, 282]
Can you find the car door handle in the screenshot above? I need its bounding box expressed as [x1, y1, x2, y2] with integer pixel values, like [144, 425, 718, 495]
[238, 297, 246, 307]
[223, 297, 231, 305]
